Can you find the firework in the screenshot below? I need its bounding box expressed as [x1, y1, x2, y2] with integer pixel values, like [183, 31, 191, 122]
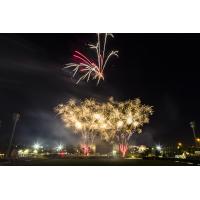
[97, 98, 153, 157]
[64, 33, 118, 85]
[55, 97, 153, 157]
[55, 99, 102, 155]
[81, 144, 90, 156]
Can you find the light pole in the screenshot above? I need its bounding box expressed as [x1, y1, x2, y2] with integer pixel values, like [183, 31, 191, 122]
[56, 144, 64, 152]
[6, 113, 20, 158]
[190, 121, 197, 147]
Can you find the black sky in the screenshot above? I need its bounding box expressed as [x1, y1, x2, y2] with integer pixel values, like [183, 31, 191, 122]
[0, 33, 199, 148]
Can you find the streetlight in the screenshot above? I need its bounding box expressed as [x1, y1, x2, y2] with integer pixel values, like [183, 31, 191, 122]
[33, 143, 40, 150]
[155, 145, 162, 157]
[196, 138, 200, 142]
[178, 142, 182, 147]
[196, 138, 200, 147]
[156, 145, 162, 151]
[56, 144, 64, 152]
[177, 142, 183, 150]
[177, 142, 183, 149]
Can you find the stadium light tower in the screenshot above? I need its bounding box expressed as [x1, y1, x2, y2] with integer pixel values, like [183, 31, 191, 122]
[6, 113, 20, 158]
[190, 121, 197, 146]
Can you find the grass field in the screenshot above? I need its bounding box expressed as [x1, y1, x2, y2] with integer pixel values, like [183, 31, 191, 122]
[1, 157, 200, 166]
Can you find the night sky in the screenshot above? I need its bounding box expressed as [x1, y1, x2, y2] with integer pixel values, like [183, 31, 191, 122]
[0, 33, 199, 149]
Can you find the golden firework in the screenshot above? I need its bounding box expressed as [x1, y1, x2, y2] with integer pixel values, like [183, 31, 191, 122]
[55, 98, 153, 147]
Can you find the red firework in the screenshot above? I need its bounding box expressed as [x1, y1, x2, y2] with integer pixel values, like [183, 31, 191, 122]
[64, 33, 118, 85]
[81, 144, 90, 156]
[119, 144, 128, 157]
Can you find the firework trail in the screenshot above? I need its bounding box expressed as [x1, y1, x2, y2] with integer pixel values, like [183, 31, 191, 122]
[64, 33, 118, 85]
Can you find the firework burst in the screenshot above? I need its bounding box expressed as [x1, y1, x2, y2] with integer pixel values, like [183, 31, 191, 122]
[55, 98, 153, 157]
[55, 99, 102, 155]
[102, 98, 153, 157]
[64, 33, 118, 85]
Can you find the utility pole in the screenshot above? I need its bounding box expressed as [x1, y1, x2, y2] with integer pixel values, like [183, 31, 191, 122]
[6, 113, 20, 158]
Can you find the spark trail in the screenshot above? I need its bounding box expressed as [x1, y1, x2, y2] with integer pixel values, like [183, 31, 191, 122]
[64, 33, 118, 85]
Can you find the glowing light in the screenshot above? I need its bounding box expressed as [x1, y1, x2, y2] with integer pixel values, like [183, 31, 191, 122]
[64, 33, 118, 85]
[138, 145, 147, 153]
[90, 144, 96, 152]
[56, 144, 64, 151]
[156, 145, 162, 151]
[33, 149, 38, 154]
[0, 153, 4, 158]
[18, 149, 23, 154]
[33, 143, 40, 150]
[112, 150, 117, 156]
[24, 149, 29, 154]
[196, 138, 200, 142]
[178, 142, 182, 146]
